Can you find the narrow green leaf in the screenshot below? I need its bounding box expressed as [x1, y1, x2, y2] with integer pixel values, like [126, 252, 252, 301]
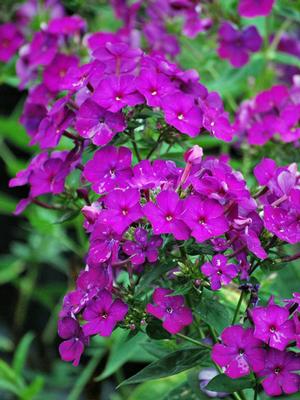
[13, 332, 35, 376]
[67, 348, 105, 400]
[20, 376, 44, 400]
[95, 332, 147, 381]
[206, 374, 255, 393]
[118, 347, 209, 386]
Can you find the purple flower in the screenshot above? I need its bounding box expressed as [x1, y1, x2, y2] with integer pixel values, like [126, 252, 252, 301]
[146, 288, 193, 334]
[93, 42, 142, 74]
[201, 255, 238, 291]
[257, 348, 300, 397]
[161, 94, 203, 137]
[0, 23, 23, 62]
[136, 69, 173, 107]
[83, 146, 132, 194]
[143, 190, 190, 240]
[93, 75, 144, 112]
[238, 0, 275, 17]
[20, 102, 48, 140]
[82, 290, 128, 336]
[47, 15, 86, 35]
[43, 53, 79, 91]
[87, 222, 121, 266]
[218, 22, 262, 68]
[99, 188, 142, 234]
[183, 196, 228, 242]
[122, 228, 163, 265]
[34, 97, 75, 148]
[75, 99, 126, 146]
[58, 317, 88, 366]
[264, 205, 300, 244]
[254, 158, 277, 186]
[130, 159, 180, 189]
[28, 31, 57, 67]
[212, 326, 265, 378]
[252, 302, 295, 350]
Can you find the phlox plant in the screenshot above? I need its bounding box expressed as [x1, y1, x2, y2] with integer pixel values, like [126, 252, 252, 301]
[2, 0, 300, 399]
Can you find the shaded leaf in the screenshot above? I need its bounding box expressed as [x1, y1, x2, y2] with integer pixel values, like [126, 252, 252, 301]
[119, 347, 209, 386]
[206, 374, 255, 393]
[146, 318, 171, 340]
[196, 289, 231, 334]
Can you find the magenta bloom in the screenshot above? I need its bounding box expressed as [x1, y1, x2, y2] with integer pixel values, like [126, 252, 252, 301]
[212, 326, 265, 378]
[93, 75, 144, 112]
[257, 348, 300, 396]
[87, 222, 121, 266]
[58, 317, 88, 366]
[47, 15, 86, 35]
[0, 23, 23, 62]
[83, 146, 132, 194]
[136, 69, 173, 107]
[183, 196, 228, 242]
[122, 228, 162, 265]
[43, 53, 79, 91]
[254, 158, 276, 186]
[146, 288, 193, 334]
[201, 255, 238, 291]
[34, 97, 75, 148]
[28, 31, 57, 67]
[238, 0, 275, 17]
[75, 99, 126, 146]
[143, 190, 190, 240]
[252, 303, 295, 350]
[93, 42, 142, 74]
[161, 94, 203, 137]
[264, 205, 300, 244]
[218, 22, 262, 68]
[82, 290, 128, 336]
[99, 188, 142, 234]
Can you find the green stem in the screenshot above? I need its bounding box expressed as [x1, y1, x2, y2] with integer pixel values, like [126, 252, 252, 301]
[253, 385, 258, 400]
[232, 291, 244, 325]
[176, 333, 211, 349]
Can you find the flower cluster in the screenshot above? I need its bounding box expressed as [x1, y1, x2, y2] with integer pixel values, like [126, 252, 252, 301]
[217, 22, 262, 68]
[234, 83, 300, 145]
[110, 0, 212, 57]
[213, 296, 300, 397]
[254, 158, 300, 244]
[6, 0, 300, 398]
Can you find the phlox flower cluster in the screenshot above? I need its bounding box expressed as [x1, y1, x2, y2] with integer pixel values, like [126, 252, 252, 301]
[235, 83, 300, 145]
[213, 296, 300, 397]
[5, 0, 300, 398]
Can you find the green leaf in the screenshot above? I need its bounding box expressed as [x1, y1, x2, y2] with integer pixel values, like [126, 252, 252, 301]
[163, 381, 201, 400]
[128, 374, 186, 400]
[206, 374, 255, 393]
[196, 289, 231, 334]
[119, 347, 209, 386]
[54, 209, 81, 224]
[13, 332, 35, 376]
[20, 376, 44, 400]
[95, 331, 148, 381]
[67, 348, 105, 400]
[135, 262, 174, 295]
[0, 378, 22, 396]
[0, 256, 25, 284]
[268, 51, 300, 68]
[146, 318, 171, 340]
[0, 359, 24, 388]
